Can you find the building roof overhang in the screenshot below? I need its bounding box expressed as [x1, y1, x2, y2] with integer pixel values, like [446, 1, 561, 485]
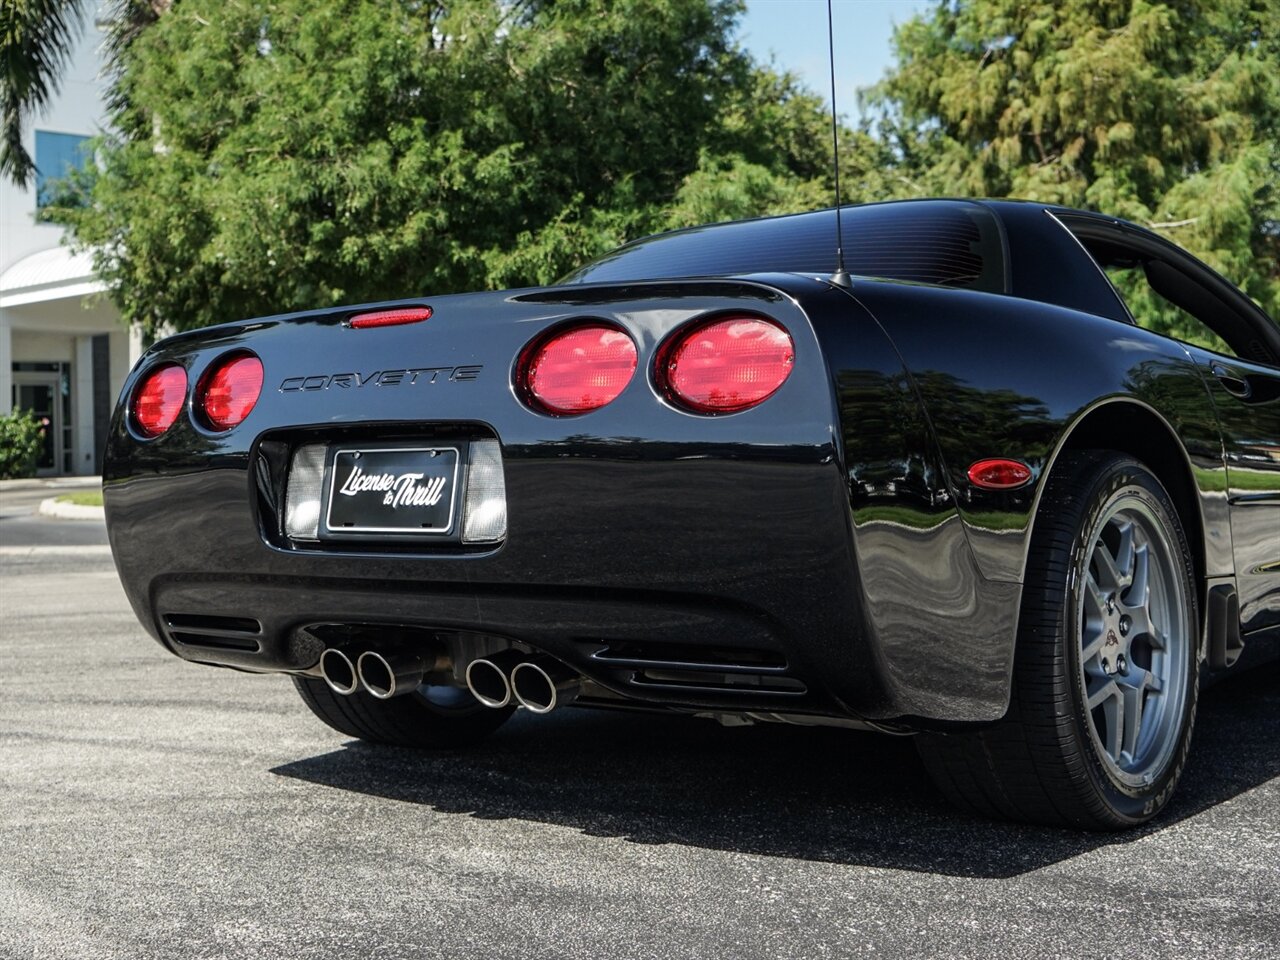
[0, 246, 105, 308]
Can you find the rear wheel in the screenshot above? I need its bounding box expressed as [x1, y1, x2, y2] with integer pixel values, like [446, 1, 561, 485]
[293, 677, 513, 748]
[918, 451, 1200, 829]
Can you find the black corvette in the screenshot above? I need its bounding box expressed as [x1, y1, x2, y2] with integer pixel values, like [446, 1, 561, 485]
[103, 199, 1280, 829]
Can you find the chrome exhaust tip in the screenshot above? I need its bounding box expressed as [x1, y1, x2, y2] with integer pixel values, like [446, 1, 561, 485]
[465, 650, 525, 708]
[319, 648, 359, 696]
[511, 656, 581, 714]
[357, 650, 426, 699]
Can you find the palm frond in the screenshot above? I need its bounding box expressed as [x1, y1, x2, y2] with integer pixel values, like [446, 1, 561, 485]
[0, 0, 87, 186]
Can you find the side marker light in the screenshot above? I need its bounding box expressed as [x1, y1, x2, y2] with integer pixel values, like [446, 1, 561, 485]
[967, 459, 1033, 490]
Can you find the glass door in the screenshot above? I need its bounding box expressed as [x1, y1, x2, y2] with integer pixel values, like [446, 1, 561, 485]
[12, 375, 64, 476]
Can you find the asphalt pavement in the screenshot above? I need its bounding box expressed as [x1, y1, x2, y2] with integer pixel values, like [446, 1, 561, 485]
[0, 484, 1277, 959]
[0, 478, 108, 547]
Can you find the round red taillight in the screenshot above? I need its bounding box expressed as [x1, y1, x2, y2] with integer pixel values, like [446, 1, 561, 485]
[521, 324, 637, 415]
[199, 354, 264, 431]
[661, 316, 794, 414]
[132, 364, 188, 438]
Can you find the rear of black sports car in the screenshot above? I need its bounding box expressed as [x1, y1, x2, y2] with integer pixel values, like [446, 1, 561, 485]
[105, 277, 882, 708]
[106, 199, 1268, 828]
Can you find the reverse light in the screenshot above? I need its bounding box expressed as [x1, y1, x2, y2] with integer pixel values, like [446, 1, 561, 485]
[462, 439, 507, 543]
[520, 323, 637, 415]
[660, 316, 794, 414]
[284, 444, 326, 540]
[967, 458, 1033, 490]
[199, 353, 264, 431]
[132, 364, 188, 438]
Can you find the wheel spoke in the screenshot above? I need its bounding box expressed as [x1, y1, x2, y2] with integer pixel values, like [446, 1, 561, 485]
[1117, 668, 1152, 759]
[1083, 571, 1107, 621]
[1093, 538, 1129, 592]
[1087, 677, 1122, 711]
[1137, 666, 1164, 694]
[1125, 542, 1150, 610]
[1122, 604, 1152, 644]
[1114, 521, 1136, 585]
[1081, 625, 1109, 665]
[1081, 572, 1109, 665]
[1102, 691, 1123, 760]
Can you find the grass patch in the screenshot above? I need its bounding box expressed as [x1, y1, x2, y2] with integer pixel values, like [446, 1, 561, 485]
[1193, 467, 1280, 494]
[55, 490, 104, 507]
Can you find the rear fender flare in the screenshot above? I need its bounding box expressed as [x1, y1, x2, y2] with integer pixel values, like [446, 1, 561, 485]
[1025, 395, 1230, 640]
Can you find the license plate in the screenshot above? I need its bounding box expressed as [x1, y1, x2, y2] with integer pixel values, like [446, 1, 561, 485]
[324, 447, 460, 535]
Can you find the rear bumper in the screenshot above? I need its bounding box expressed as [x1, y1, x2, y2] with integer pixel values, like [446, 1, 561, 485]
[107, 445, 884, 717]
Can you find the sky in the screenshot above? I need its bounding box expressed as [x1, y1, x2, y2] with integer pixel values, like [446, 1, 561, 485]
[736, 0, 932, 120]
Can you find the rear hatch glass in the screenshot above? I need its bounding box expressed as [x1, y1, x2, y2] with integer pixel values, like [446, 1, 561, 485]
[565, 199, 1006, 293]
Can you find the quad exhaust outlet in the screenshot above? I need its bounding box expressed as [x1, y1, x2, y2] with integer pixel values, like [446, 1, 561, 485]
[322, 644, 583, 713]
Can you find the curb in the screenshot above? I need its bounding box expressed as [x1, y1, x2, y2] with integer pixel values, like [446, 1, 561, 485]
[0, 544, 113, 558]
[38, 497, 106, 520]
[0, 476, 102, 492]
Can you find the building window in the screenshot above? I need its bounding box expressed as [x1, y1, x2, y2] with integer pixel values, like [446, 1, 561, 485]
[35, 131, 91, 208]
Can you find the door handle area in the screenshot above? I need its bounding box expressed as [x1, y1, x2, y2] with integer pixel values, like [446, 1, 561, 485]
[1211, 363, 1253, 399]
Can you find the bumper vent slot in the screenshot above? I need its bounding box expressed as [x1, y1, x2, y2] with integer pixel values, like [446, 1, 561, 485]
[590, 641, 787, 674]
[164, 613, 263, 652]
[630, 669, 807, 694]
[586, 641, 804, 696]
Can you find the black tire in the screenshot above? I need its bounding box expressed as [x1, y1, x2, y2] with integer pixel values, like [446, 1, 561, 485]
[917, 450, 1200, 829]
[293, 677, 514, 748]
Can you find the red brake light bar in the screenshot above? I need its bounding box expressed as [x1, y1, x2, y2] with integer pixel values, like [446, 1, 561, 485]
[349, 307, 433, 329]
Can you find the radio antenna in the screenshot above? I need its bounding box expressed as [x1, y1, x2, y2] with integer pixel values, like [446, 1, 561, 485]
[825, 0, 852, 289]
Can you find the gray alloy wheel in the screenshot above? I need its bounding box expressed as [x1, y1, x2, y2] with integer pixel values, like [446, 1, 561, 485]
[1078, 495, 1192, 790]
[916, 450, 1200, 829]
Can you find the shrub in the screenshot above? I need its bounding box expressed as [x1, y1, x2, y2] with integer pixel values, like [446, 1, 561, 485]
[0, 409, 47, 479]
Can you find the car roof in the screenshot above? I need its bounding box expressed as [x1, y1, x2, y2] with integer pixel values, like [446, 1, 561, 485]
[569, 197, 1132, 321]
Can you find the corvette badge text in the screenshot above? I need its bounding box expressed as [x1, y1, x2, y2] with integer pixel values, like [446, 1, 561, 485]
[279, 365, 482, 392]
[338, 468, 447, 509]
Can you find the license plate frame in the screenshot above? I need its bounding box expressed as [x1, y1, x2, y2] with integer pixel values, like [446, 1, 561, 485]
[322, 445, 462, 539]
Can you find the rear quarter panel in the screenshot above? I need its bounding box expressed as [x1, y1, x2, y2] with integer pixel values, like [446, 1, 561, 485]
[839, 280, 1230, 587]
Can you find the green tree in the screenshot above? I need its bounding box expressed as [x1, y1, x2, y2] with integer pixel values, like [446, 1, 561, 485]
[665, 66, 898, 228]
[867, 0, 1280, 336]
[52, 0, 845, 337]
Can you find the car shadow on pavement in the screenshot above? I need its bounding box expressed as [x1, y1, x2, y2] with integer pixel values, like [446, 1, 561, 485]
[272, 662, 1278, 878]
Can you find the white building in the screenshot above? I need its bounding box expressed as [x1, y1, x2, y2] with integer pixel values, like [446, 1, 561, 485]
[0, 11, 142, 475]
